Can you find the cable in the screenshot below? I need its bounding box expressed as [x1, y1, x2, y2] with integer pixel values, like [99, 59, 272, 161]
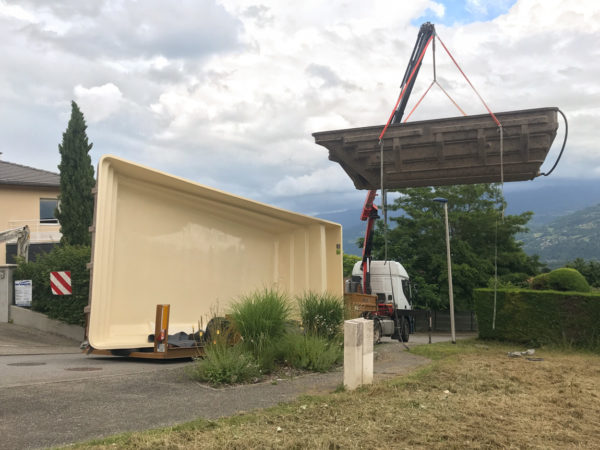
[541, 109, 568, 176]
[380, 139, 388, 262]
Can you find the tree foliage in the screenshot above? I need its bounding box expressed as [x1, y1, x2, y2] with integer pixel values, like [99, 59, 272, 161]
[343, 253, 361, 277]
[369, 184, 544, 310]
[566, 258, 600, 288]
[56, 101, 95, 246]
[14, 245, 91, 325]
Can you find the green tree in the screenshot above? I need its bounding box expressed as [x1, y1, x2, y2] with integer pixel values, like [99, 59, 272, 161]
[566, 258, 600, 287]
[56, 101, 95, 246]
[343, 253, 361, 277]
[369, 184, 544, 310]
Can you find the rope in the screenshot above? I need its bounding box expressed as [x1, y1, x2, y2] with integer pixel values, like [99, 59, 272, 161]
[435, 33, 501, 127]
[493, 217, 498, 330]
[380, 139, 388, 262]
[435, 81, 468, 117]
[403, 81, 435, 123]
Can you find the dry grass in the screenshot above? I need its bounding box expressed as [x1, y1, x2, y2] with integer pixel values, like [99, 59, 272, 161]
[73, 340, 600, 449]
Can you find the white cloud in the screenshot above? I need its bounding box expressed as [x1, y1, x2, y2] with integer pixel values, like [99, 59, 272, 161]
[74, 83, 123, 123]
[273, 165, 354, 197]
[0, 0, 598, 215]
[428, 1, 446, 18]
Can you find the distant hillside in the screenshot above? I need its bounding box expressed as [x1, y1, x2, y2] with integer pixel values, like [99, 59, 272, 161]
[316, 207, 402, 256]
[504, 178, 600, 226]
[316, 208, 366, 256]
[313, 178, 600, 259]
[519, 204, 600, 267]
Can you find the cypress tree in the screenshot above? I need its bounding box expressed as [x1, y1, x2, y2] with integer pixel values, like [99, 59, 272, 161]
[56, 101, 95, 246]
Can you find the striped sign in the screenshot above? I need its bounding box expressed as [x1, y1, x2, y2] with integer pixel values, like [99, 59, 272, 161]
[50, 271, 72, 295]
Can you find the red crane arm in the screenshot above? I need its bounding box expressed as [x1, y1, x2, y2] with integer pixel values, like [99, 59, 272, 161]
[360, 189, 379, 294]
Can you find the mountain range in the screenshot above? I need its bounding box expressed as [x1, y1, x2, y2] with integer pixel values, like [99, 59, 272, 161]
[519, 203, 600, 268]
[315, 178, 600, 265]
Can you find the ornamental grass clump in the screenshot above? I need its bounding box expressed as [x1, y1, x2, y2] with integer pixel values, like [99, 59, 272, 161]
[277, 332, 342, 372]
[186, 343, 260, 385]
[297, 292, 344, 340]
[229, 288, 291, 370]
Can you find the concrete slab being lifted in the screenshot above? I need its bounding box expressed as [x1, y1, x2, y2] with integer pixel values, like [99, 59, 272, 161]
[313, 107, 559, 189]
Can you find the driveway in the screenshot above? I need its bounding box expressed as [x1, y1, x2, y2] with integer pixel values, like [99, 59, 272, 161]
[0, 323, 475, 449]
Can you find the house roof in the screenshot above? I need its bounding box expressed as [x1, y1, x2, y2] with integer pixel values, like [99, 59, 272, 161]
[0, 160, 60, 187]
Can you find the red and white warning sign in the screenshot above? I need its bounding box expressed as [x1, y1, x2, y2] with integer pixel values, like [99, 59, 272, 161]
[50, 271, 72, 295]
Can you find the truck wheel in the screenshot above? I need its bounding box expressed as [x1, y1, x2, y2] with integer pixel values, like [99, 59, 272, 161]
[373, 319, 382, 345]
[401, 318, 410, 343]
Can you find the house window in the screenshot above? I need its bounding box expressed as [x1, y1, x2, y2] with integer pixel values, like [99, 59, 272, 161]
[40, 198, 59, 224]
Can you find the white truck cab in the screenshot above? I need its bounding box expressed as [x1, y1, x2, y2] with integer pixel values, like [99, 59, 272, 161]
[346, 260, 413, 343]
[350, 260, 412, 309]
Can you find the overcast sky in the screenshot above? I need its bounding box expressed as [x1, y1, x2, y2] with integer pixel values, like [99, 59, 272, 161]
[0, 0, 597, 214]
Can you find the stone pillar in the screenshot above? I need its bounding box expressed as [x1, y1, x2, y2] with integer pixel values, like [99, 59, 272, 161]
[0, 265, 16, 323]
[343, 318, 373, 390]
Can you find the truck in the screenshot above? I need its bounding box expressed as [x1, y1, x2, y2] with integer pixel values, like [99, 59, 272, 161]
[342, 188, 414, 344]
[347, 260, 413, 344]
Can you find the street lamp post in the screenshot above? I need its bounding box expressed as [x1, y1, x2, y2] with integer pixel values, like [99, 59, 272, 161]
[433, 197, 456, 344]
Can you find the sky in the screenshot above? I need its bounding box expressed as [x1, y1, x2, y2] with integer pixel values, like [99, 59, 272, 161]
[0, 0, 598, 215]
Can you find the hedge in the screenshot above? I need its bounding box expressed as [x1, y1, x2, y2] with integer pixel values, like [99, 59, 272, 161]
[530, 267, 590, 292]
[474, 288, 600, 351]
[14, 245, 90, 326]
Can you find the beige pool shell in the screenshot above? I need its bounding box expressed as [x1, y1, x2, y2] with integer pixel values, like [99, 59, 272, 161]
[87, 156, 343, 350]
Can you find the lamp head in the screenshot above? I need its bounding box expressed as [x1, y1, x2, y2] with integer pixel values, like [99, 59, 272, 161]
[433, 197, 448, 204]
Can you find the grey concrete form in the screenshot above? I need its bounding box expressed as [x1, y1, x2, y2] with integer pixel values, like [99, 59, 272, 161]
[313, 107, 559, 189]
[0, 265, 16, 323]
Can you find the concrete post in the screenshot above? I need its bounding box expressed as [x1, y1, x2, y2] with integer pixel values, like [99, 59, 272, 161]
[344, 318, 373, 390]
[0, 265, 17, 323]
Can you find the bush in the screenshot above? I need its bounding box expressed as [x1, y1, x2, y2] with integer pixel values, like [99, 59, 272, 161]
[297, 292, 344, 340]
[474, 288, 600, 351]
[14, 245, 90, 325]
[229, 288, 291, 370]
[530, 268, 590, 293]
[186, 343, 260, 385]
[277, 332, 342, 372]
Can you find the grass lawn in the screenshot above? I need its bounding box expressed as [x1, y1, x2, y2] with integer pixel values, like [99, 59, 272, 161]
[70, 339, 600, 449]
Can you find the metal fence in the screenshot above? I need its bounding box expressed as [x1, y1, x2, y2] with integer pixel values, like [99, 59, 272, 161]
[412, 310, 477, 332]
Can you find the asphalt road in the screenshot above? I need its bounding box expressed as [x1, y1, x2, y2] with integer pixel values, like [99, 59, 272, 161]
[0, 323, 474, 449]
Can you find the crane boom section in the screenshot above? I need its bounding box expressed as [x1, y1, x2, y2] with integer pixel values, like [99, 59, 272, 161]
[359, 22, 435, 295]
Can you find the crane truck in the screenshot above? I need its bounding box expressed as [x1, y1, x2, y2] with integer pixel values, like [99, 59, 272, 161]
[344, 23, 437, 343]
[344, 190, 413, 344]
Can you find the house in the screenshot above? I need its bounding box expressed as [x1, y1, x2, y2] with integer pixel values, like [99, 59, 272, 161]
[0, 156, 61, 263]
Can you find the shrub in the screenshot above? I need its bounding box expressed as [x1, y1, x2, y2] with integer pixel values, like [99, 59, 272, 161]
[531, 268, 591, 293]
[297, 292, 344, 340]
[14, 245, 90, 325]
[277, 332, 342, 372]
[186, 343, 260, 385]
[474, 288, 600, 351]
[229, 288, 291, 370]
